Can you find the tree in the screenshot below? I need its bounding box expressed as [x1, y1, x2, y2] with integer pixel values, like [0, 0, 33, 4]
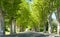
[0, 0, 5, 35]
[54, 0, 60, 35]
[2, 0, 22, 34]
[32, 0, 58, 33]
[16, 0, 31, 32]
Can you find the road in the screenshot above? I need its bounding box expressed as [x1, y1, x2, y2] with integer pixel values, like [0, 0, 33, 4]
[0, 32, 60, 37]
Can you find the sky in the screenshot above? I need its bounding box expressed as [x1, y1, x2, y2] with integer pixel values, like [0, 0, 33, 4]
[52, 13, 56, 20]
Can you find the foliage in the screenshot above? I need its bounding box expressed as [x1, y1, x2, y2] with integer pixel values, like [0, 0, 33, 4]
[0, 0, 60, 32]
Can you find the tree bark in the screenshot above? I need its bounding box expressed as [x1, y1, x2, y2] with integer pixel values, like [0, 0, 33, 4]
[10, 19, 12, 34]
[10, 19, 16, 34]
[44, 24, 46, 33]
[12, 19, 16, 33]
[37, 23, 40, 32]
[57, 7, 60, 35]
[48, 13, 52, 34]
[0, 7, 5, 35]
[57, 22, 60, 35]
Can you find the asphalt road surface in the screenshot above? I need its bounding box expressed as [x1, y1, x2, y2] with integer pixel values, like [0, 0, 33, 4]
[0, 32, 60, 37]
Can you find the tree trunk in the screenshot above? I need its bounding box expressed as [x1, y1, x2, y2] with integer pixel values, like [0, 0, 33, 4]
[38, 24, 40, 32]
[36, 23, 40, 32]
[0, 7, 5, 35]
[44, 22, 48, 33]
[57, 22, 60, 35]
[48, 13, 52, 34]
[57, 7, 60, 35]
[10, 19, 12, 34]
[44, 24, 46, 33]
[10, 19, 16, 34]
[12, 19, 16, 33]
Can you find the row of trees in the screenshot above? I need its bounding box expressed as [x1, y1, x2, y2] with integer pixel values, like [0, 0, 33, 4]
[0, 0, 60, 35]
[33, 0, 60, 35]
